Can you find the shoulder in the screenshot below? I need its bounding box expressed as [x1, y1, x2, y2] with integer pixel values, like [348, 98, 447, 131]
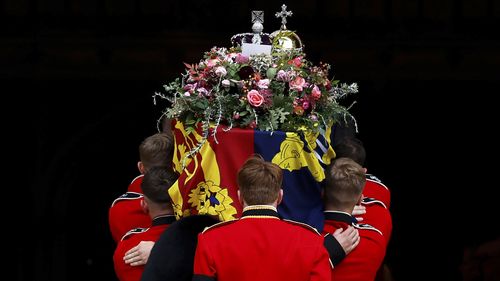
[361, 197, 387, 209]
[129, 174, 144, 185]
[365, 174, 389, 190]
[200, 219, 238, 234]
[282, 219, 322, 236]
[111, 192, 143, 207]
[121, 227, 148, 241]
[354, 223, 383, 236]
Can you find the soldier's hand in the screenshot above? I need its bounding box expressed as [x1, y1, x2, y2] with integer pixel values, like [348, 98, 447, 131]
[124, 241, 155, 266]
[333, 226, 360, 255]
[352, 205, 366, 222]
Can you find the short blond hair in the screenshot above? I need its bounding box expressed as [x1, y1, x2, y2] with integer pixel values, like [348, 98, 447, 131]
[237, 155, 283, 205]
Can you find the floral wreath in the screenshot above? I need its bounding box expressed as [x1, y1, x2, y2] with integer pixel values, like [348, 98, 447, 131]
[154, 8, 359, 162]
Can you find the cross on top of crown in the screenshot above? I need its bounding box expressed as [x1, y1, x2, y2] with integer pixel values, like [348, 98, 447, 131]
[251, 10, 264, 24]
[275, 4, 293, 30]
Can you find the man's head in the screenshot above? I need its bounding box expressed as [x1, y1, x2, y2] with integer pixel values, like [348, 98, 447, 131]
[323, 157, 366, 212]
[138, 133, 174, 173]
[237, 154, 283, 207]
[141, 166, 178, 214]
[333, 137, 366, 166]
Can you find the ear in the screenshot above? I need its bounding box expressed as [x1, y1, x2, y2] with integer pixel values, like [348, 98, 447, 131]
[140, 198, 149, 214]
[138, 161, 145, 174]
[363, 167, 367, 173]
[277, 189, 284, 205]
[356, 194, 363, 205]
[237, 190, 243, 205]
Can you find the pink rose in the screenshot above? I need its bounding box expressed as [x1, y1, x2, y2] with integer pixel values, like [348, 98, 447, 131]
[290, 76, 306, 92]
[247, 90, 264, 107]
[311, 85, 322, 100]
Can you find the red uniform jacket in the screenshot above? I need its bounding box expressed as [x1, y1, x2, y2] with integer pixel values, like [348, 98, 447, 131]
[323, 211, 386, 281]
[363, 174, 391, 209]
[361, 197, 393, 243]
[193, 206, 332, 281]
[127, 175, 144, 193]
[108, 192, 151, 243]
[113, 215, 176, 281]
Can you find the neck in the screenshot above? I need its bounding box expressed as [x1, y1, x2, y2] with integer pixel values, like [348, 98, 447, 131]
[324, 204, 353, 215]
[148, 208, 174, 219]
[242, 201, 278, 209]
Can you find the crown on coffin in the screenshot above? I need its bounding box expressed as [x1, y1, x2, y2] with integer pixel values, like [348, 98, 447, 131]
[231, 5, 303, 52]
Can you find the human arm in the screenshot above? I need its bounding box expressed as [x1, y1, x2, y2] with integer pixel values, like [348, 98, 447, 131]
[192, 234, 216, 281]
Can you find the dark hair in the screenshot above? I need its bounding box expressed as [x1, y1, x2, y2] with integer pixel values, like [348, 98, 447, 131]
[323, 157, 366, 209]
[139, 133, 174, 171]
[141, 166, 178, 204]
[333, 137, 366, 166]
[237, 154, 283, 205]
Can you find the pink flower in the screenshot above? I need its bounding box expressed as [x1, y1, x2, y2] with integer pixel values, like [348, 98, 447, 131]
[288, 56, 302, 67]
[256, 79, 270, 89]
[197, 87, 209, 97]
[302, 101, 310, 110]
[247, 90, 264, 107]
[235, 54, 249, 64]
[311, 85, 322, 100]
[206, 58, 219, 67]
[290, 76, 306, 92]
[215, 66, 227, 77]
[276, 70, 289, 81]
[183, 83, 196, 91]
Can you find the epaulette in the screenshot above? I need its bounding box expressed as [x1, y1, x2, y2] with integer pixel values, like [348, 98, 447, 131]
[361, 197, 387, 209]
[129, 174, 143, 185]
[111, 192, 143, 207]
[201, 219, 238, 234]
[121, 227, 148, 241]
[283, 219, 321, 235]
[353, 223, 383, 235]
[366, 174, 389, 190]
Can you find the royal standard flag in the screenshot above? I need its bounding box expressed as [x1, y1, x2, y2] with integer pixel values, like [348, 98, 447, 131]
[169, 120, 336, 231]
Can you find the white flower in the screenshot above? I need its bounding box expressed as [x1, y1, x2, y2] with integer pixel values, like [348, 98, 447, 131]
[257, 79, 270, 89]
[215, 66, 227, 77]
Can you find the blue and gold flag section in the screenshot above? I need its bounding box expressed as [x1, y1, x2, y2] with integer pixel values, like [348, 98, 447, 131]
[169, 120, 336, 231]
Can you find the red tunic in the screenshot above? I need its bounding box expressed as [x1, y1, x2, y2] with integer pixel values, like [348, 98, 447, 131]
[363, 174, 391, 209]
[323, 211, 386, 281]
[108, 192, 151, 243]
[113, 215, 176, 281]
[192, 206, 332, 281]
[360, 197, 393, 243]
[127, 175, 144, 193]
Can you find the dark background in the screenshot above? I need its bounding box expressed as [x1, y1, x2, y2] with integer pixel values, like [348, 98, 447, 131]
[3, 0, 499, 280]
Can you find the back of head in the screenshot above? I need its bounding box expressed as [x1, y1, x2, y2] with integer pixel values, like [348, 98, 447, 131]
[139, 133, 174, 171]
[333, 137, 366, 166]
[141, 166, 177, 205]
[323, 157, 366, 211]
[237, 154, 283, 205]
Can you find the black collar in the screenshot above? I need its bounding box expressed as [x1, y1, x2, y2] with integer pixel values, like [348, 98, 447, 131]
[324, 211, 357, 225]
[152, 215, 176, 226]
[242, 207, 280, 218]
